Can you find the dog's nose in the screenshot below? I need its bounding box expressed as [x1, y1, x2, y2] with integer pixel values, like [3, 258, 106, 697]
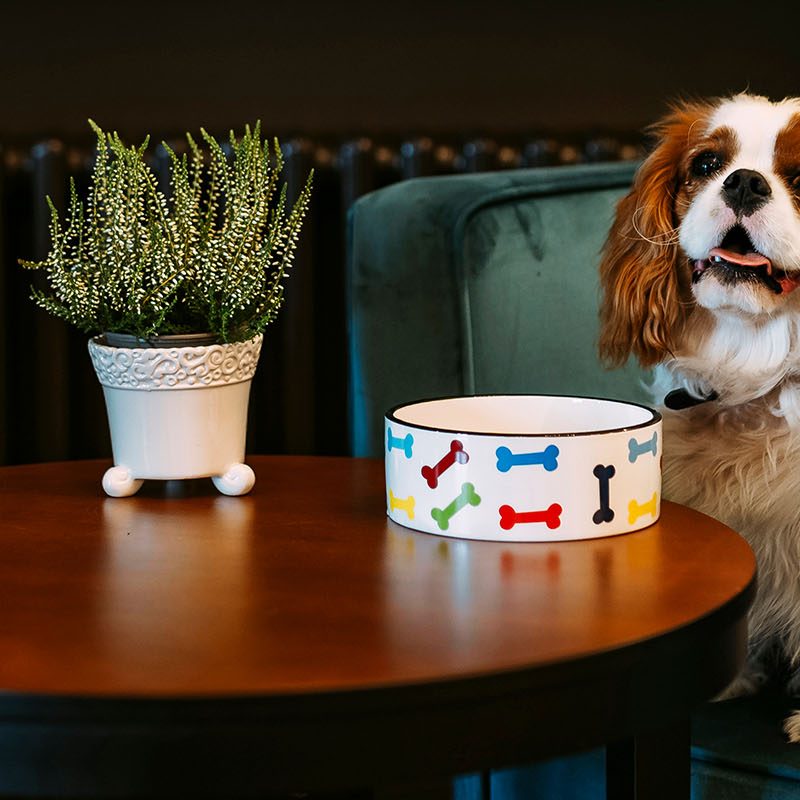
[722, 169, 772, 216]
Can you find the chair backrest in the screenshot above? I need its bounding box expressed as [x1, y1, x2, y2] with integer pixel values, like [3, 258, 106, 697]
[347, 162, 650, 458]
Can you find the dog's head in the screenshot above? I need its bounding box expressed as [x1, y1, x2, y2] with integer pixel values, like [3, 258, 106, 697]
[600, 94, 800, 368]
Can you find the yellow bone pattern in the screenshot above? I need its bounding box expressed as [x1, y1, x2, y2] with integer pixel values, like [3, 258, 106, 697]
[389, 489, 416, 520]
[628, 492, 658, 525]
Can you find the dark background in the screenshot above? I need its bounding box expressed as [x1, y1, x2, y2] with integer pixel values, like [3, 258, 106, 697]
[3, 0, 798, 141]
[1, 0, 798, 465]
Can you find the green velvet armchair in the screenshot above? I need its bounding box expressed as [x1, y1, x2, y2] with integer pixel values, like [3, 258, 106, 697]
[346, 162, 800, 799]
[347, 162, 648, 459]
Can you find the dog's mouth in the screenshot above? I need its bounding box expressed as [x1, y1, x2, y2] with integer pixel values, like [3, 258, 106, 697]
[692, 225, 800, 295]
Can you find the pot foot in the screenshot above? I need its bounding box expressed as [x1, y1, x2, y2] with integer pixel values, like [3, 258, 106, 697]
[212, 463, 256, 496]
[103, 466, 144, 497]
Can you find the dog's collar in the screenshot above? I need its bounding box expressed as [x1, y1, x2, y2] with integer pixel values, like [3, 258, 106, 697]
[664, 388, 719, 410]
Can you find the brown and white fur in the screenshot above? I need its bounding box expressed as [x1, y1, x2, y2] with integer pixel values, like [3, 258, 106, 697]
[599, 93, 800, 740]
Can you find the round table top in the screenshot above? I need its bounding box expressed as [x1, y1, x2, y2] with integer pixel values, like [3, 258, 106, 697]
[0, 456, 756, 699]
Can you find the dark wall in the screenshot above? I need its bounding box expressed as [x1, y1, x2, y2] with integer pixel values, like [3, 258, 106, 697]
[3, 0, 798, 141]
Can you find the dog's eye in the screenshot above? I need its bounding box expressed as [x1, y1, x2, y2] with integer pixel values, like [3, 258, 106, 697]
[691, 151, 724, 178]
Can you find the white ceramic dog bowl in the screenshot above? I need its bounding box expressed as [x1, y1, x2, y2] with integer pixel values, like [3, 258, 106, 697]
[385, 395, 662, 542]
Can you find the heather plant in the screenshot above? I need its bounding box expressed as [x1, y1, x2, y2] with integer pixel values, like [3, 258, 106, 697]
[20, 120, 313, 342]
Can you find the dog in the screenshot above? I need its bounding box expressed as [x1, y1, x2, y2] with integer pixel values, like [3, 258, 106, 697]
[598, 93, 800, 739]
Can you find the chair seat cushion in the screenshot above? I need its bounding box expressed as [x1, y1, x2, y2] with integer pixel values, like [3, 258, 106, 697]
[692, 689, 800, 795]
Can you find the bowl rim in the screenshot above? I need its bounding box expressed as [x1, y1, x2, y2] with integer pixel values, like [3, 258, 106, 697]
[385, 393, 661, 438]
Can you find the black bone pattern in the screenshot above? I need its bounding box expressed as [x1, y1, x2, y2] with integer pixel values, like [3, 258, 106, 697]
[592, 464, 616, 524]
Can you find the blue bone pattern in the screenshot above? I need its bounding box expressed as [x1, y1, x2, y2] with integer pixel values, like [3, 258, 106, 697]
[496, 444, 559, 473]
[387, 428, 414, 459]
[628, 431, 658, 463]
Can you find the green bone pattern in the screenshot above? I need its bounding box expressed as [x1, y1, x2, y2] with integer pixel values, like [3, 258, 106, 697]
[430, 482, 481, 530]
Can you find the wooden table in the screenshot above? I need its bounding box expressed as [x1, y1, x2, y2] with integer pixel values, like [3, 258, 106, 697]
[0, 456, 755, 799]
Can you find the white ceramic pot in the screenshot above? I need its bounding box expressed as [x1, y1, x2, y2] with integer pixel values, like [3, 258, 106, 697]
[87, 334, 263, 497]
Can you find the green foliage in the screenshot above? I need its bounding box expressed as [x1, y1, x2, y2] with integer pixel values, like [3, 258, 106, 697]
[20, 121, 313, 342]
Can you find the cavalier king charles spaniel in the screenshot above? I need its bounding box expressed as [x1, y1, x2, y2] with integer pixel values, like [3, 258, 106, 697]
[599, 93, 800, 739]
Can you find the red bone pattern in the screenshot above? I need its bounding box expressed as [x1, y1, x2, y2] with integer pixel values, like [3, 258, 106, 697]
[499, 503, 563, 531]
[421, 440, 469, 489]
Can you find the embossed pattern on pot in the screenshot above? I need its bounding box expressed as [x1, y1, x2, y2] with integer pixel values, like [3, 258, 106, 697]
[88, 335, 263, 391]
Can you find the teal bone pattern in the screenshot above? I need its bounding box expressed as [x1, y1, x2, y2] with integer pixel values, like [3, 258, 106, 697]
[386, 427, 414, 458]
[628, 431, 657, 463]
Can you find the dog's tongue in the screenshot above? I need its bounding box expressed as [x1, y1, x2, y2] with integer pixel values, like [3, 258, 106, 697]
[709, 246, 772, 272]
[708, 247, 800, 294]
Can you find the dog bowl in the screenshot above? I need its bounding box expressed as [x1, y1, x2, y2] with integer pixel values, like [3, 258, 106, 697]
[385, 395, 662, 542]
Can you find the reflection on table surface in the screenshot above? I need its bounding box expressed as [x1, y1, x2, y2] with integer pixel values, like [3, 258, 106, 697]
[0, 457, 755, 697]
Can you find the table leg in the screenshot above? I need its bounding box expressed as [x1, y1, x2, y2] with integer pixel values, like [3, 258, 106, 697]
[606, 718, 690, 800]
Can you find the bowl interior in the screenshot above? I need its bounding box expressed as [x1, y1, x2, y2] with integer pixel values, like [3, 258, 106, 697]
[390, 395, 656, 436]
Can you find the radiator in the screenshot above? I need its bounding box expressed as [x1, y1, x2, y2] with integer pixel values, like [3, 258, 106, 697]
[0, 133, 643, 465]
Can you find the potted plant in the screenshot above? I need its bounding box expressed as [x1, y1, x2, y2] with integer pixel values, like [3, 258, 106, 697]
[21, 121, 313, 497]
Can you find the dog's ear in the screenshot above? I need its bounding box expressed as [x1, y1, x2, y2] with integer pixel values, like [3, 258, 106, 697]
[599, 102, 712, 368]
